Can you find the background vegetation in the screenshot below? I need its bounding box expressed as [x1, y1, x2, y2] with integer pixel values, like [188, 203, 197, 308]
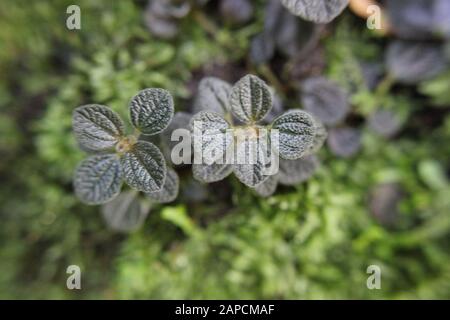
[0, 0, 449, 299]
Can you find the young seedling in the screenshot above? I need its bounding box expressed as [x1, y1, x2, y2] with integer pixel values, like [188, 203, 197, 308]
[72, 88, 177, 205]
[191, 74, 326, 190]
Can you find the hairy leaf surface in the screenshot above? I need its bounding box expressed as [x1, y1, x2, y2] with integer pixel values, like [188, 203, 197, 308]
[73, 104, 125, 152]
[230, 75, 272, 123]
[190, 111, 232, 165]
[280, 0, 349, 23]
[192, 162, 233, 183]
[74, 154, 123, 205]
[121, 141, 166, 193]
[271, 110, 316, 160]
[129, 88, 174, 135]
[254, 174, 279, 197]
[146, 167, 179, 203]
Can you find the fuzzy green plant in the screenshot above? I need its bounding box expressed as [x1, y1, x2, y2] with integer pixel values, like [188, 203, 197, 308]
[72, 89, 178, 205]
[190, 74, 327, 194]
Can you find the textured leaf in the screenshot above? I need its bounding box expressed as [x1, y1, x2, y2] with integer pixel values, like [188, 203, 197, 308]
[121, 141, 167, 193]
[327, 127, 361, 158]
[306, 119, 327, 155]
[190, 111, 232, 165]
[72, 104, 125, 152]
[253, 174, 279, 197]
[129, 88, 174, 135]
[232, 132, 273, 187]
[300, 77, 349, 126]
[233, 162, 271, 187]
[101, 191, 150, 232]
[386, 40, 447, 84]
[278, 155, 319, 186]
[229, 75, 272, 123]
[192, 162, 233, 183]
[74, 154, 123, 205]
[146, 167, 179, 203]
[281, 0, 349, 23]
[271, 109, 316, 160]
[193, 77, 232, 116]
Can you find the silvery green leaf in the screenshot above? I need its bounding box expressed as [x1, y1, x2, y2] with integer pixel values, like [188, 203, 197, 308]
[229, 75, 273, 123]
[121, 141, 167, 193]
[327, 127, 361, 158]
[386, 40, 447, 84]
[192, 162, 233, 183]
[278, 155, 318, 186]
[233, 163, 271, 187]
[253, 174, 279, 197]
[190, 111, 232, 165]
[72, 104, 125, 152]
[300, 77, 349, 126]
[271, 109, 316, 160]
[232, 132, 273, 187]
[129, 88, 174, 135]
[193, 77, 232, 116]
[280, 0, 349, 23]
[101, 191, 150, 232]
[74, 154, 123, 205]
[306, 119, 327, 155]
[146, 167, 179, 203]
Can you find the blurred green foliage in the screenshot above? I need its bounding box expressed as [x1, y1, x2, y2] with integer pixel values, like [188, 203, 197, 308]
[0, 0, 449, 299]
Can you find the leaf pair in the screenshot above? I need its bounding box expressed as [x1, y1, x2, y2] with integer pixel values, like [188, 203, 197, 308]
[73, 89, 175, 205]
[191, 74, 322, 188]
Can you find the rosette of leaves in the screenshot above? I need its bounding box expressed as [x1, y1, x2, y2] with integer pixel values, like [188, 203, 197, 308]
[280, 0, 349, 24]
[72, 88, 179, 205]
[190, 74, 326, 191]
